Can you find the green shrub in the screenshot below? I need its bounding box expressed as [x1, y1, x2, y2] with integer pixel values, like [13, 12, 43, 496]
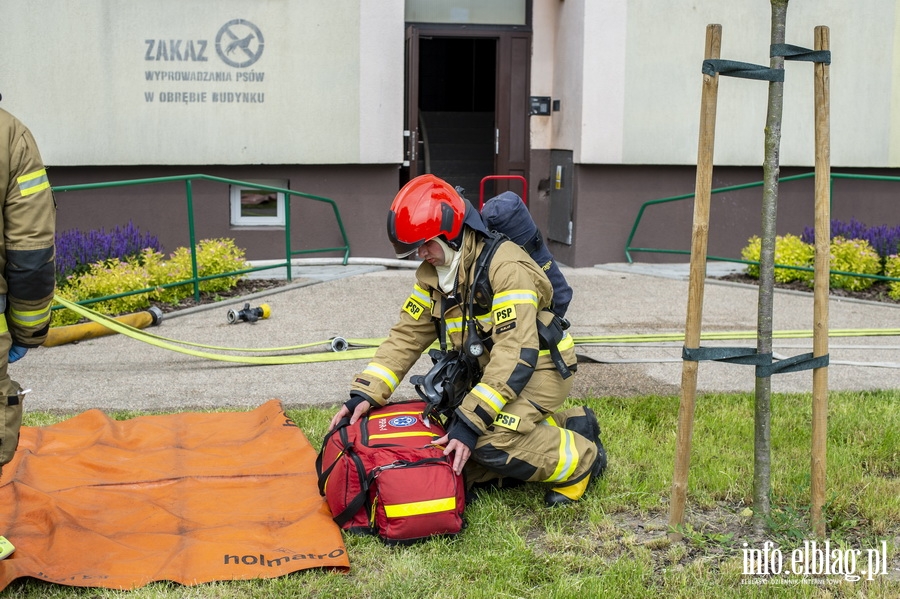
[774, 233, 814, 283]
[740, 234, 814, 282]
[53, 259, 152, 326]
[168, 239, 248, 293]
[741, 236, 762, 278]
[142, 248, 191, 305]
[828, 236, 881, 291]
[144, 240, 243, 305]
[885, 254, 900, 300]
[52, 238, 249, 327]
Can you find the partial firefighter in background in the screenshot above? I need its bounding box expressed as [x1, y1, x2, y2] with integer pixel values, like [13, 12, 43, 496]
[0, 101, 57, 468]
[329, 174, 606, 507]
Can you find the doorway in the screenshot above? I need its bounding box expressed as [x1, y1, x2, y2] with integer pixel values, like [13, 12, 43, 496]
[404, 26, 531, 206]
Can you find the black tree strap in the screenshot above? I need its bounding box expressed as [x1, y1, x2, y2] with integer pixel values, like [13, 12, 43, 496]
[770, 43, 831, 64]
[682, 346, 829, 377]
[682, 346, 768, 365]
[702, 59, 784, 82]
[756, 352, 830, 378]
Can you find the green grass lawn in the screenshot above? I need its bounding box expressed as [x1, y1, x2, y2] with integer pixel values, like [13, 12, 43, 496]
[6, 390, 900, 598]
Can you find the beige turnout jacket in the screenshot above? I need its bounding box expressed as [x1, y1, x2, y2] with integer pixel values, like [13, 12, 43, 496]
[0, 108, 56, 349]
[350, 229, 576, 437]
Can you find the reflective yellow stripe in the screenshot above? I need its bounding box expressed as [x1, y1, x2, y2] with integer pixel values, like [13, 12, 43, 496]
[17, 169, 50, 197]
[445, 317, 463, 335]
[410, 284, 430, 305]
[471, 382, 505, 414]
[538, 331, 575, 357]
[368, 431, 435, 440]
[10, 306, 51, 328]
[0, 314, 7, 334]
[383, 496, 456, 518]
[402, 284, 431, 320]
[545, 428, 578, 483]
[362, 363, 399, 392]
[491, 289, 538, 311]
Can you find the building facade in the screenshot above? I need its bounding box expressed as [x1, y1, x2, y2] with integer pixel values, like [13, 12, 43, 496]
[2, 1, 898, 266]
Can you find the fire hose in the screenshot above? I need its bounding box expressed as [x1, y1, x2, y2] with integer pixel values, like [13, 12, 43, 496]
[50, 296, 900, 367]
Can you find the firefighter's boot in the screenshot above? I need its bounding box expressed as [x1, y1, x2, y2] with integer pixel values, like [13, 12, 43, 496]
[544, 407, 607, 507]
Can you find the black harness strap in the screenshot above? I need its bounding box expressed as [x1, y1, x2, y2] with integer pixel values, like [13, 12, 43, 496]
[471, 232, 507, 308]
[537, 316, 573, 379]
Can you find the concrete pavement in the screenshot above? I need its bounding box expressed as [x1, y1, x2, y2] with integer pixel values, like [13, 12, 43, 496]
[14, 260, 900, 414]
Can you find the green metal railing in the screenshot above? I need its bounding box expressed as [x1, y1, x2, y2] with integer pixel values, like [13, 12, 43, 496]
[624, 172, 900, 284]
[53, 174, 351, 308]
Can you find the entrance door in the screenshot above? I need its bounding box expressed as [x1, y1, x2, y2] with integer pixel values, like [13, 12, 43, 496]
[404, 25, 531, 205]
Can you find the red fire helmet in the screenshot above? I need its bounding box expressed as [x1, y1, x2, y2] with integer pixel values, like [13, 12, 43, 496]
[386, 174, 467, 258]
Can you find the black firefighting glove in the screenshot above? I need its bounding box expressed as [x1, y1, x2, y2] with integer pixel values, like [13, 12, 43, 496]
[343, 392, 376, 414]
[446, 417, 479, 451]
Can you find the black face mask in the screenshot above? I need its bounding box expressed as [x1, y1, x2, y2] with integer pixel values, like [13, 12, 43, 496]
[411, 348, 482, 421]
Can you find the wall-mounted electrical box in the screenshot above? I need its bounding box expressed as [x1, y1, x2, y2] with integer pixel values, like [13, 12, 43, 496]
[529, 96, 552, 116]
[548, 149, 574, 245]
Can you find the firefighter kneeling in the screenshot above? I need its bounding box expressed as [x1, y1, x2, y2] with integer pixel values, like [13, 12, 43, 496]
[329, 175, 607, 507]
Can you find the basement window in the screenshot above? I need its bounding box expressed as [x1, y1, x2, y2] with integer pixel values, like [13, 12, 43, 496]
[229, 180, 287, 226]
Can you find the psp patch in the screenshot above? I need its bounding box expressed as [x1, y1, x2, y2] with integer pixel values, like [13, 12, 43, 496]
[402, 296, 427, 320]
[493, 412, 521, 431]
[388, 415, 418, 428]
[493, 305, 517, 325]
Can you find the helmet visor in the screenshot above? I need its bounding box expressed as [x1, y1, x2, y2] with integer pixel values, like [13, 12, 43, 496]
[387, 208, 427, 258]
[392, 238, 423, 259]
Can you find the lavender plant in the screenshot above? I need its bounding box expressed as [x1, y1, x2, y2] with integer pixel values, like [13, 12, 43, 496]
[55, 221, 162, 284]
[52, 238, 248, 326]
[802, 218, 900, 260]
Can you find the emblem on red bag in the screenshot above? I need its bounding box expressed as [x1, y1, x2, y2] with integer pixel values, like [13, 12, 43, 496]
[388, 416, 417, 428]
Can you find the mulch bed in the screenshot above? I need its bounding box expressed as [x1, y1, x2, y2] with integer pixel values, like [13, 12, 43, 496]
[149, 279, 292, 314]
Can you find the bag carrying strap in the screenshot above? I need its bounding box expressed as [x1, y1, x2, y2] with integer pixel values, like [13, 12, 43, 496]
[331, 448, 371, 528]
[317, 414, 374, 527]
[315, 417, 351, 495]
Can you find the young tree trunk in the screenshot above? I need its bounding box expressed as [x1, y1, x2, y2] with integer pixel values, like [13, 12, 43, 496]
[754, 0, 789, 532]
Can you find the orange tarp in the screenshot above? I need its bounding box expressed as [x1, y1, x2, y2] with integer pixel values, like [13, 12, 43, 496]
[0, 400, 349, 591]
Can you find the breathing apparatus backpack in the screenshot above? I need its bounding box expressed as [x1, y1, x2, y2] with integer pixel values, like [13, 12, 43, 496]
[479, 190, 573, 318]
